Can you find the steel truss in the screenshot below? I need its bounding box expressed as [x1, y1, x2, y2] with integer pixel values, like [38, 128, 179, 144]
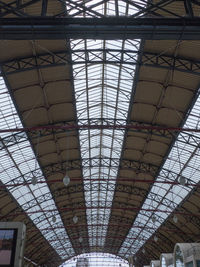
[6, 185, 199, 233]
[0, 122, 198, 135]
[2, 49, 200, 76]
[0, 120, 173, 154]
[1, 0, 200, 262]
[0, 0, 200, 19]
[3, 155, 196, 192]
[16, 189, 174, 215]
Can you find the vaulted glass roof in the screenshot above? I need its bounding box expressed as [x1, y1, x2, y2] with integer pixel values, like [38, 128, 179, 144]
[1, 0, 200, 264]
[62, 252, 129, 267]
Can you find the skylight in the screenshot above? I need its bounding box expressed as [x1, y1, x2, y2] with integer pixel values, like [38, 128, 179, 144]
[119, 91, 200, 257]
[0, 77, 74, 259]
[62, 252, 129, 267]
[70, 0, 144, 251]
[72, 38, 139, 248]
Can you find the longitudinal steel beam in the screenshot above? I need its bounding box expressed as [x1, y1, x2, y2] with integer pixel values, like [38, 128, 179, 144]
[1, 17, 200, 39]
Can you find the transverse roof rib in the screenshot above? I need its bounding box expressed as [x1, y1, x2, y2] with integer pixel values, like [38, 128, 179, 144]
[2, 0, 200, 265]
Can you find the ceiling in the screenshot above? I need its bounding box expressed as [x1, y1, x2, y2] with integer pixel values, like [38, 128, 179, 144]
[1, 0, 200, 266]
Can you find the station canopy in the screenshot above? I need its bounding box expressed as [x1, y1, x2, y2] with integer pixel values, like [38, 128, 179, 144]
[0, 0, 200, 266]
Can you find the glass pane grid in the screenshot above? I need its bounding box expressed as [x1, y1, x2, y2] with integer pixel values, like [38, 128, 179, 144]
[63, 252, 129, 267]
[72, 28, 140, 248]
[0, 77, 74, 259]
[69, 2, 143, 253]
[119, 94, 200, 258]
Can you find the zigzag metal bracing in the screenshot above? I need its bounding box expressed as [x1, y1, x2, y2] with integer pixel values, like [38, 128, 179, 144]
[5, 185, 200, 238]
[1, 0, 200, 18]
[2, 0, 200, 265]
[2, 50, 200, 76]
[1, 122, 200, 154]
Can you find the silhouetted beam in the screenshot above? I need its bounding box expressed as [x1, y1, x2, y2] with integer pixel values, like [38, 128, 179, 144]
[2, 50, 200, 76]
[0, 123, 199, 133]
[1, 17, 200, 39]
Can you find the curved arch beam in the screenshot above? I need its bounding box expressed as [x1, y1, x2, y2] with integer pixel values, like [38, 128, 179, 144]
[2, 49, 200, 76]
[0, 119, 173, 153]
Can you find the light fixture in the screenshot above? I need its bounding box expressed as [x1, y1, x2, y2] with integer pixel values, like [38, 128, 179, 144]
[79, 236, 83, 243]
[31, 176, 37, 186]
[151, 214, 156, 223]
[52, 215, 56, 223]
[179, 176, 186, 186]
[63, 131, 70, 187]
[154, 236, 158, 242]
[63, 174, 70, 186]
[73, 215, 78, 224]
[173, 215, 178, 223]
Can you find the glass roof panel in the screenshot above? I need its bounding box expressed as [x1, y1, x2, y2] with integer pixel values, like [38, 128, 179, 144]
[72, 31, 140, 246]
[62, 252, 129, 267]
[119, 92, 200, 258]
[0, 77, 74, 259]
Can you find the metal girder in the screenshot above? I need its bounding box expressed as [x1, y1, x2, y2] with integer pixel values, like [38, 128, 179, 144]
[3, 158, 155, 183]
[2, 17, 200, 39]
[18, 184, 148, 213]
[43, 158, 159, 175]
[41, 0, 48, 16]
[0, 121, 76, 148]
[0, 0, 198, 19]
[0, 120, 198, 135]
[0, 119, 172, 150]
[0, 0, 41, 17]
[15, 194, 192, 223]
[2, 49, 200, 76]
[184, 0, 194, 17]
[4, 156, 186, 190]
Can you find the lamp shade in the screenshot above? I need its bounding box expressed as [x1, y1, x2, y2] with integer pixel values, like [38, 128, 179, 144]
[31, 177, 37, 186]
[63, 174, 70, 186]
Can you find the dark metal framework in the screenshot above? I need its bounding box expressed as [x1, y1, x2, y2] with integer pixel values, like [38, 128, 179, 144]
[0, 0, 199, 18]
[2, 49, 200, 76]
[1, 0, 200, 265]
[2, 17, 200, 39]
